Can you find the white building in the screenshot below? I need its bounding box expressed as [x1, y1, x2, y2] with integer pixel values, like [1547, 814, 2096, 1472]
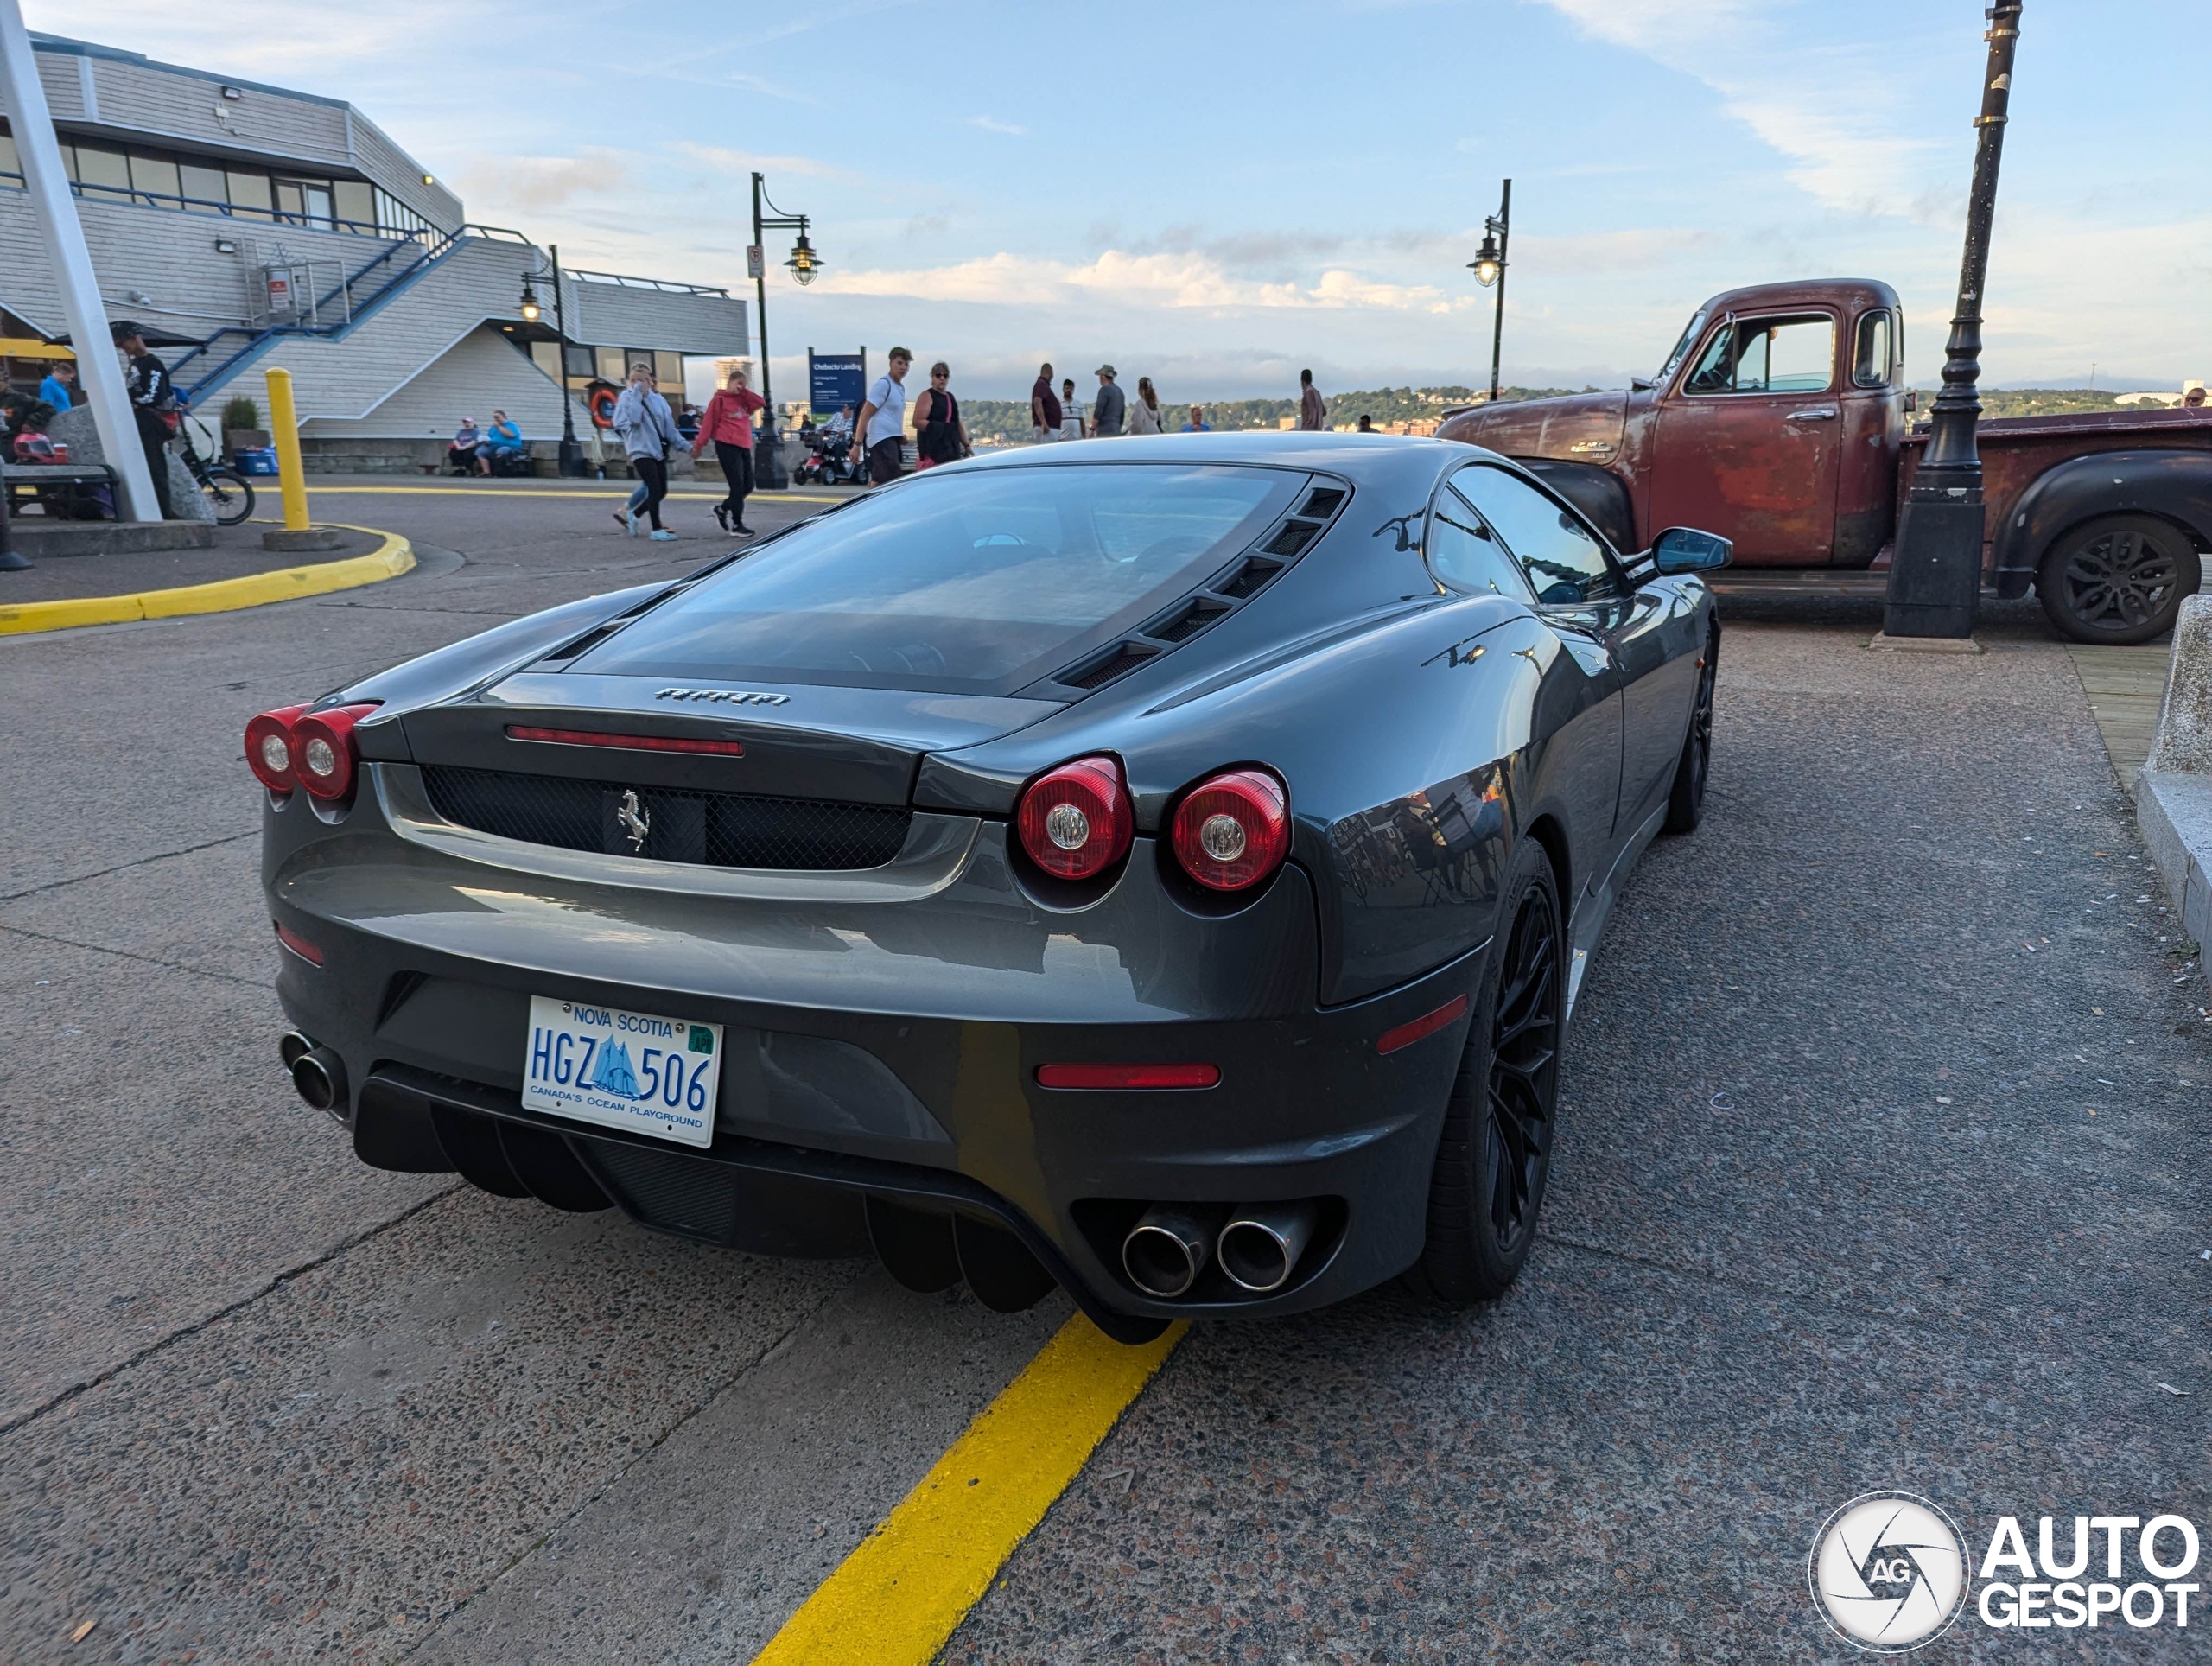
[0, 32, 747, 468]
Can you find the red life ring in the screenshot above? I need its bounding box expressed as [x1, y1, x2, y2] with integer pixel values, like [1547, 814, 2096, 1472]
[588, 385, 619, 429]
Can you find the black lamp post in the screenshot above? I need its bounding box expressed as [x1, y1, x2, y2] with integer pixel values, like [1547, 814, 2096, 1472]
[750, 172, 822, 491]
[519, 248, 582, 476]
[1467, 179, 1511, 404]
[1883, 1, 2023, 639]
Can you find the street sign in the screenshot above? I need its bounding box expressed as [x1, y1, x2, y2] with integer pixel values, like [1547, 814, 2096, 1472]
[746, 245, 764, 280]
[809, 350, 866, 418]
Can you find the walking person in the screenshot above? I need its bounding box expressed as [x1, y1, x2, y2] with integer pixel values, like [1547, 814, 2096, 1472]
[1059, 378, 1084, 441]
[1090, 365, 1126, 436]
[109, 321, 176, 518]
[1029, 362, 1061, 442]
[691, 365, 766, 533]
[1298, 367, 1326, 431]
[912, 361, 969, 470]
[1127, 376, 1166, 436]
[612, 361, 681, 539]
[853, 347, 912, 485]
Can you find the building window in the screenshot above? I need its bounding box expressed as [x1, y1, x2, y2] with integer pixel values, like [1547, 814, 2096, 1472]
[0, 130, 18, 179]
[179, 162, 226, 207]
[226, 170, 274, 219]
[129, 153, 181, 201]
[73, 144, 130, 194]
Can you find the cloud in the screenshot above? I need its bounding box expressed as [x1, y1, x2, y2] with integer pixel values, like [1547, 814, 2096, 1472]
[667, 143, 853, 181]
[464, 148, 636, 213]
[966, 116, 1027, 137]
[1533, 0, 1956, 217]
[816, 247, 1469, 315]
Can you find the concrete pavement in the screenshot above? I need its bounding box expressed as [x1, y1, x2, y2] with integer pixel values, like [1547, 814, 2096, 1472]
[3, 491, 2207, 1660]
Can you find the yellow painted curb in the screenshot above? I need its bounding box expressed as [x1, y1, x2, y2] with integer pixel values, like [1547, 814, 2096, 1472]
[0, 524, 415, 637]
[752, 1314, 1186, 1666]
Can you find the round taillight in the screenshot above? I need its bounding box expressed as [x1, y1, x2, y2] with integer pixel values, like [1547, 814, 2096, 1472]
[1170, 768, 1289, 892]
[1016, 755, 1134, 881]
[289, 703, 380, 801]
[245, 704, 310, 793]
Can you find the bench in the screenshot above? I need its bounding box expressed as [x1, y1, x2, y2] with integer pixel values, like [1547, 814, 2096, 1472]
[3, 461, 119, 520]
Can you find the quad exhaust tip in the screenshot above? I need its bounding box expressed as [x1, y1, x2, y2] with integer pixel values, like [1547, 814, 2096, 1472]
[282, 1032, 347, 1118]
[1217, 1202, 1319, 1294]
[1122, 1204, 1226, 1299]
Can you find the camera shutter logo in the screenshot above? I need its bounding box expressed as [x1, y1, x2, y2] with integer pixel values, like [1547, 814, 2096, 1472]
[1808, 1491, 1971, 1652]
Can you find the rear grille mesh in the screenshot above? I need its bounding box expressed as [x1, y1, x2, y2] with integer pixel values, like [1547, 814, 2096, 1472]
[421, 766, 911, 871]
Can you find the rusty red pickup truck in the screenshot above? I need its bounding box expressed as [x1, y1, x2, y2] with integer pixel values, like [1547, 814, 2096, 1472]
[1437, 279, 2212, 643]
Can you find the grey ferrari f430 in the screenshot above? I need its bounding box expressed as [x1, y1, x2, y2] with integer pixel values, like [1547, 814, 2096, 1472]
[252, 436, 1726, 1343]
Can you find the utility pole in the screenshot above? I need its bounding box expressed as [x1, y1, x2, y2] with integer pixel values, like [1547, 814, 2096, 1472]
[1882, 1, 2024, 640]
[550, 242, 582, 477]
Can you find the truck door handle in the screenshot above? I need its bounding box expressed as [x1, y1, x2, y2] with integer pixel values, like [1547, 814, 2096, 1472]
[1785, 407, 1839, 421]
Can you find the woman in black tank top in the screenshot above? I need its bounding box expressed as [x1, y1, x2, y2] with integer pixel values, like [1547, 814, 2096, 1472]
[915, 361, 968, 467]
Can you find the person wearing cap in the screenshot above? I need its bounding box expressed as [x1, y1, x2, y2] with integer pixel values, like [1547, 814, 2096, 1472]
[1091, 365, 1127, 437]
[111, 321, 176, 518]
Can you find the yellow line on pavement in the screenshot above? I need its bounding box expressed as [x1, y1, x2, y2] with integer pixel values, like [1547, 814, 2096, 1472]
[0, 525, 414, 636]
[304, 484, 847, 504]
[752, 1313, 1185, 1666]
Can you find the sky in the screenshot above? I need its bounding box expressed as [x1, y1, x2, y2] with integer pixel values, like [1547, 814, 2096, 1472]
[32, 0, 2212, 403]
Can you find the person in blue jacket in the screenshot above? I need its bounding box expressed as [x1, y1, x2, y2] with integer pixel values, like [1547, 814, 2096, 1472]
[474, 410, 524, 474]
[36, 359, 75, 412]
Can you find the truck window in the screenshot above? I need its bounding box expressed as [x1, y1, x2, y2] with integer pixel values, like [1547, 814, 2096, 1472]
[1455, 467, 1615, 606]
[1853, 310, 1893, 387]
[1683, 315, 1834, 396]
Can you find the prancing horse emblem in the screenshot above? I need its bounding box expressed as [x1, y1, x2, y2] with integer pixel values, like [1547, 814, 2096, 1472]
[616, 789, 651, 853]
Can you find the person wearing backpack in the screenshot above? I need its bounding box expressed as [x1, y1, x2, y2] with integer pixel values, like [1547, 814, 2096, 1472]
[110, 321, 176, 518]
[912, 361, 969, 470]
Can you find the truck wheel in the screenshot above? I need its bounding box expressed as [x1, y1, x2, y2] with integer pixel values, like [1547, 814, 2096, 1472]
[2037, 514, 2202, 645]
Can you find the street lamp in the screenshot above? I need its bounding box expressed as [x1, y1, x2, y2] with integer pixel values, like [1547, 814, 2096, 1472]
[785, 231, 820, 286]
[751, 172, 821, 490]
[1881, 0, 2023, 640]
[522, 245, 583, 476]
[1465, 179, 1511, 404]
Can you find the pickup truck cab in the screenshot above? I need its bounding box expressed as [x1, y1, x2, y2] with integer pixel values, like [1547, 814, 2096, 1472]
[1437, 279, 2212, 643]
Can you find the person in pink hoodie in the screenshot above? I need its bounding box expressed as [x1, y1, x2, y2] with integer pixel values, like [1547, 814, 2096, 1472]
[692, 366, 767, 535]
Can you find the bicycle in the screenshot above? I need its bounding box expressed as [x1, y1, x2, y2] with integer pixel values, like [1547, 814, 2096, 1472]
[176, 410, 255, 526]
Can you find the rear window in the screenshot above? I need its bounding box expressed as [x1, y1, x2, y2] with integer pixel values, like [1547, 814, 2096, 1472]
[572, 463, 1303, 695]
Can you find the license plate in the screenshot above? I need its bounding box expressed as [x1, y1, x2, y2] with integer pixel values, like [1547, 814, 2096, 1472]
[521, 995, 722, 1148]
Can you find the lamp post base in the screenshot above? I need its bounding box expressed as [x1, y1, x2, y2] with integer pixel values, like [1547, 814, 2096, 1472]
[557, 439, 585, 479]
[755, 434, 790, 492]
[1882, 497, 1985, 639]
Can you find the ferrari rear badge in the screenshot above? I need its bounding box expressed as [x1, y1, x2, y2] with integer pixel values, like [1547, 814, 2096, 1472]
[655, 687, 790, 707]
[616, 789, 651, 853]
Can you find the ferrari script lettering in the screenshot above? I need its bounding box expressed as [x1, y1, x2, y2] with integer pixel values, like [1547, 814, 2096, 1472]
[655, 687, 790, 707]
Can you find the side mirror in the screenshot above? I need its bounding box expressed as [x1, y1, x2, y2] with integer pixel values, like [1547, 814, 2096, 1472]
[1904, 389, 1919, 415]
[1651, 526, 1732, 575]
[1630, 377, 1655, 393]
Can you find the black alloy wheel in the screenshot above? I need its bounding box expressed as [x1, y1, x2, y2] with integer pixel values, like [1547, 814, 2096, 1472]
[200, 466, 255, 527]
[2037, 512, 2202, 645]
[1663, 631, 1718, 835]
[1405, 837, 1564, 1305]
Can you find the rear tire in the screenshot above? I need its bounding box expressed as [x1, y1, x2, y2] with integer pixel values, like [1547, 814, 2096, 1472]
[1662, 631, 1717, 835]
[2036, 513, 2202, 645]
[200, 466, 255, 527]
[1403, 837, 1564, 1306]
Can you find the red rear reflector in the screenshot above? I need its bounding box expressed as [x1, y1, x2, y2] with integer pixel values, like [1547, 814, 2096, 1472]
[274, 922, 324, 965]
[1376, 995, 1469, 1055]
[506, 725, 746, 756]
[1034, 1063, 1220, 1091]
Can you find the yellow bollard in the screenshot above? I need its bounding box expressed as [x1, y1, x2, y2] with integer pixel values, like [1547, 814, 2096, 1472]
[264, 367, 310, 531]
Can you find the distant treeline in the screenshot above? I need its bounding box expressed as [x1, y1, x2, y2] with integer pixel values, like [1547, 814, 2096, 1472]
[951, 385, 1585, 442]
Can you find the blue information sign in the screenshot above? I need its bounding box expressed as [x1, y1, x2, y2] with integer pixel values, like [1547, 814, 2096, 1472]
[808, 351, 866, 417]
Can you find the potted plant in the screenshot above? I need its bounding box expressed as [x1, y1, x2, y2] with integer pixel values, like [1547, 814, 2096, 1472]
[222, 395, 270, 455]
